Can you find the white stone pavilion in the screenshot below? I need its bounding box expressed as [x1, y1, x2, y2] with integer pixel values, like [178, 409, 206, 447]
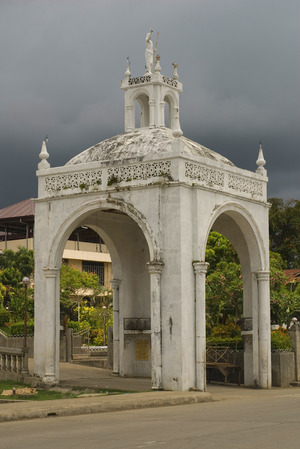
[34, 32, 271, 390]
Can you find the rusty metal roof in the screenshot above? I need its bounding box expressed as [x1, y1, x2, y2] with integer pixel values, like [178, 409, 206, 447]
[0, 198, 34, 220]
[0, 198, 35, 241]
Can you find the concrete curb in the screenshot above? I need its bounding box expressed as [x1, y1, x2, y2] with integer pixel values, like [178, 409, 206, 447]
[0, 391, 212, 423]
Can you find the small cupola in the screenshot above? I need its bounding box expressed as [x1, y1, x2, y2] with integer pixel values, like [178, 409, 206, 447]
[121, 30, 183, 137]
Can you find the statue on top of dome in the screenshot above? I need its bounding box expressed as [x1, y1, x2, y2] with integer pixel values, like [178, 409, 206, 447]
[145, 30, 153, 74]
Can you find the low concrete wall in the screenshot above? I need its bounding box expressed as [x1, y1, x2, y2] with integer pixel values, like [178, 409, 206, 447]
[271, 352, 295, 387]
[0, 332, 34, 357]
[0, 331, 69, 362]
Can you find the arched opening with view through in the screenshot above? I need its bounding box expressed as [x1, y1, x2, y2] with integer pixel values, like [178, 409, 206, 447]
[34, 198, 159, 386]
[202, 204, 271, 388]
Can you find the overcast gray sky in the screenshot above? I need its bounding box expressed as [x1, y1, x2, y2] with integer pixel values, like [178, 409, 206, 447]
[0, 0, 299, 209]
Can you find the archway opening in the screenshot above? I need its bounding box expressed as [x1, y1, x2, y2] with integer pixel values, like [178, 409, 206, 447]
[204, 207, 267, 387]
[55, 206, 152, 379]
[135, 94, 150, 128]
[164, 95, 172, 129]
[60, 225, 112, 353]
[205, 230, 244, 385]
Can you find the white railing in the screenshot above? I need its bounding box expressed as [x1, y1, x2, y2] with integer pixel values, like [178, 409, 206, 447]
[0, 346, 29, 374]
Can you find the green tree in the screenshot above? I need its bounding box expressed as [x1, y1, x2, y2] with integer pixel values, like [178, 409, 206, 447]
[14, 247, 34, 277]
[269, 198, 300, 268]
[205, 231, 239, 274]
[205, 232, 242, 327]
[0, 248, 34, 278]
[60, 263, 99, 319]
[0, 248, 34, 309]
[0, 282, 6, 309]
[8, 286, 34, 322]
[206, 261, 243, 327]
[205, 231, 300, 327]
[269, 252, 300, 324]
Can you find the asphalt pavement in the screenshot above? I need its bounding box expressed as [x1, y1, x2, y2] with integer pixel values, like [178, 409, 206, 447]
[0, 360, 298, 423]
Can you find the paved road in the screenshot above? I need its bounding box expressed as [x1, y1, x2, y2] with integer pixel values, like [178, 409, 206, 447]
[2, 388, 300, 449]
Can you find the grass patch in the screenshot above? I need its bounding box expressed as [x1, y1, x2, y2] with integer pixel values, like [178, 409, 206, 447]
[0, 380, 134, 401]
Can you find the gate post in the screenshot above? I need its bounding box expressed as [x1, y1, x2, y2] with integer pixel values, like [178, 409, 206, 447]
[256, 270, 272, 388]
[111, 279, 121, 375]
[147, 260, 164, 390]
[193, 262, 209, 391]
[39, 267, 60, 384]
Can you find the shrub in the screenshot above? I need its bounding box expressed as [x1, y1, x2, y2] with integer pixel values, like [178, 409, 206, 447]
[68, 320, 90, 333]
[0, 309, 10, 326]
[271, 327, 292, 351]
[10, 320, 34, 336]
[207, 336, 243, 350]
[211, 323, 241, 338]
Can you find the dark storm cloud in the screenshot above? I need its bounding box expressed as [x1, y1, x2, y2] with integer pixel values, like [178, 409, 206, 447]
[0, 0, 299, 208]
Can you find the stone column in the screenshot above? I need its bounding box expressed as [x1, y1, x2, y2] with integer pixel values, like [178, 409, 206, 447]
[147, 260, 164, 389]
[125, 105, 134, 132]
[43, 267, 60, 384]
[193, 262, 209, 391]
[110, 279, 121, 375]
[256, 270, 272, 388]
[149, 100, 155, 128]
[159, 101, 165, 127]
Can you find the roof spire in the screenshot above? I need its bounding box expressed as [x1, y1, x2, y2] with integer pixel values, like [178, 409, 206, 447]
[173, 62, 179, 80]
[125, 57, 131, 79]
[38, 137, 50, 170]
[256, 142, 267, 176]
[155, 54, 161, 74]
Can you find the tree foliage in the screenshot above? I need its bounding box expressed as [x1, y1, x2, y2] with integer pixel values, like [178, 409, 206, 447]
[60, 263, 99, 317]
[269, 252, 299, 324]
[0, 248, 34, 310]
[269, 198, 300, 268]
[0, 248, 34, 280]
[205, 231, 300, 327]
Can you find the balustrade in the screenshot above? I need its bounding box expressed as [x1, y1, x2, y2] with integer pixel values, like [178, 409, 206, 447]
[0, 347, 28, 374]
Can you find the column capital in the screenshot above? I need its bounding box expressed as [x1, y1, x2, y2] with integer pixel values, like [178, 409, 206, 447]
[193, 261, 209, 274]
[255, 270, 270, 281]
[147, 260, 164, 275]
[43, 267, 60, 278]
[110, 279, 121, 290]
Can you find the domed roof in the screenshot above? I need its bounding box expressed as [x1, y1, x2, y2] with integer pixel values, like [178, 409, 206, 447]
[66, 128, 235, 167]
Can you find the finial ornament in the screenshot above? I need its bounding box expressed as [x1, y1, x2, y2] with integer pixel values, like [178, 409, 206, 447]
[38, 138, 50, 170]
[172, 62, 178, 80]
[256, 142, 267, 175]
[125, 57, 131, 78]
[155, 54, 161, 73]
[145, 30, 153, 74]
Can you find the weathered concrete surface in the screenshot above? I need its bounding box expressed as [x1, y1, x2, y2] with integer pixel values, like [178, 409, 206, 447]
[0, 390, 212, 423]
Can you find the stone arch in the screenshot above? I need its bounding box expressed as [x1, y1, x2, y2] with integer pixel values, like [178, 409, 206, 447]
[34, 195, 161, 386]
[48, 197, 158, 270]
[204, 202, 268, 270]
[129, 88, 152, 130]
[135, 93, 150, 128]
[164, 90, 179, 130]
[200, 201, 271, 388]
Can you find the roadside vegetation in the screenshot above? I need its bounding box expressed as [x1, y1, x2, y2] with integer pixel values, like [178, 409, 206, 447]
[0, 380, 133, 401]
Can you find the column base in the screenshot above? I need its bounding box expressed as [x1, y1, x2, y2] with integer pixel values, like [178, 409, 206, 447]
[42, 374, 58, 385]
